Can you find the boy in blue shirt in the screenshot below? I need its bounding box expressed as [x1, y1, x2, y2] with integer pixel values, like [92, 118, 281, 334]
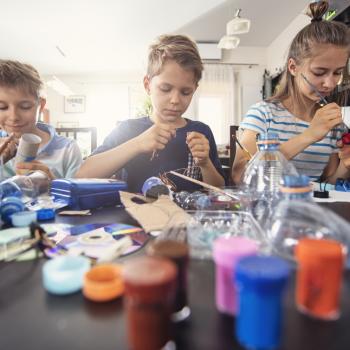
[0, 60, 82, 179]
[76, 34, 224, 192]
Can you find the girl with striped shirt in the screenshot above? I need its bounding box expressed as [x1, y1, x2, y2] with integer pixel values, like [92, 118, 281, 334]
[232, 1, 350, 185]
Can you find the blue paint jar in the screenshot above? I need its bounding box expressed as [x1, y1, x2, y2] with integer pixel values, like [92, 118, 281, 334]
[0, 196, 25, 223]
[235, 256, 290, 349]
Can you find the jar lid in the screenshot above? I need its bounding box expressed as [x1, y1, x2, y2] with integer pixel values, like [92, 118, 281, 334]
[83, 264, 124, 302]
[235, 256, 290, 292]
[123, 256, 177, 301]
[213, 237, 258, 267]
[36, 208, 55, 221]
[146, 240, 189, 259]
[0, 196, 25, 223]
[42, 256, 91, 295]
[11, 210, 37, 227]
[295, 238, 344, 263]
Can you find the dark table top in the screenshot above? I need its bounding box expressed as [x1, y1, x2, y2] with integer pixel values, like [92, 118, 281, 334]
[1, 204, 350, 350]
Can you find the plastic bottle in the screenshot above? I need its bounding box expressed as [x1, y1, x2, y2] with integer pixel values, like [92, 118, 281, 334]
[0, 170, 50, 202]
[241, 132, 298, 225]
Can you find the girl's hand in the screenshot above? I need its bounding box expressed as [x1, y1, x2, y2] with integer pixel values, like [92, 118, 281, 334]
[337, 139, 350, 169]
[186, 131, 210, 166]
[0, 134, 18, 163]
[136, 123, 176, 154]
[16, 160, 55, 180]
[306, 103, 342, 142]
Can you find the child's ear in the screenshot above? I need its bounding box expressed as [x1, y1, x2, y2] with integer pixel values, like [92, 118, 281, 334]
[287, 58, 298, 76]
[143, 76, 151, 95]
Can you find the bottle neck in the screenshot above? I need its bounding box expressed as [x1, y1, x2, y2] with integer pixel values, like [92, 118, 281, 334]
[257, 141, 280, 151]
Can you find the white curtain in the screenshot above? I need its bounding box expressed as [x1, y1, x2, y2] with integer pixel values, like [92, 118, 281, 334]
[185, 63, 236, 145]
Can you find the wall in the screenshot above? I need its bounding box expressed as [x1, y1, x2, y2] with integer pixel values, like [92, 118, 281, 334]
[44, 71, 144, 144]
[266, 13, 309, 74]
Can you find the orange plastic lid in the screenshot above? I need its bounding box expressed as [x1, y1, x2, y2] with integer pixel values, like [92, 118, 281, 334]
[295, 238, 344, 262]
[83, 264, 124, 302]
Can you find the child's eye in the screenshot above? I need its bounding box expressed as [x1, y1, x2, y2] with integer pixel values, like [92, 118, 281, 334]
[181, 90, 192, 96]
[0, 106, 7, 111]
[159, 86, 171, 93]
[20, 105, 33, 110]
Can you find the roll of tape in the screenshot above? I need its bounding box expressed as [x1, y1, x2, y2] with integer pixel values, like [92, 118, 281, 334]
[83, 264, 124, 302]
[42, 256, 91, 295]
[11, 211, 37, 227]
[77, 231, 114, 246]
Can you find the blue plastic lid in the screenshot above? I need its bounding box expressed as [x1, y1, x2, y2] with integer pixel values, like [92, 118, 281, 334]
[141, 177, 164, 196]
[0, 196, 25, 223]
[235, 256, 290, 292]
[257, 132, 279, 142]
[36, 208, 55, 221]
[282, 175, 310, 188]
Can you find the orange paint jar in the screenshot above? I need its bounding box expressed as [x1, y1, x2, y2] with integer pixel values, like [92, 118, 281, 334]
[295, 238, 344, 320]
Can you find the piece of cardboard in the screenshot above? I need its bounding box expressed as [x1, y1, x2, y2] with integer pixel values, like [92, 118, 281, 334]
[120, 191, 191, 233]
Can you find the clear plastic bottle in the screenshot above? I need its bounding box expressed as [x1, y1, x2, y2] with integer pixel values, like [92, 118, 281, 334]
[241, 132, 298, 225]
[0, 170, 50, 202]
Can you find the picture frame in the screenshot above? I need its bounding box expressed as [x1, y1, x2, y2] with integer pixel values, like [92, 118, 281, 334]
[64, 95, 86, 113]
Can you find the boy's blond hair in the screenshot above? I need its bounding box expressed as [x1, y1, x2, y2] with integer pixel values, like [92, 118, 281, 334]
[147, 34, 203, 84]
[0, 59, 43, 99]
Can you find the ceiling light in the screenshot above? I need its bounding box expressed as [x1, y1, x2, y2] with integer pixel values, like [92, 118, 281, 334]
[46, 76, 74, 96]
[226, 9, 251, 35]
[217, 35, 240, 50]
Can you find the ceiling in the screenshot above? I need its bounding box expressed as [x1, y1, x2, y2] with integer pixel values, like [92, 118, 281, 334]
[0, 0, 309, 75]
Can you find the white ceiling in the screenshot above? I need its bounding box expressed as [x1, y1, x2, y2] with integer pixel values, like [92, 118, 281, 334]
[0, 0, 308, 75]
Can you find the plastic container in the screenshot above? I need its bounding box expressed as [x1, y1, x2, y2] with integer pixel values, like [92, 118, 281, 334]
[0, 196, 25, 223]
[268, 200, 350, 267]
[186, 210, 265, 259]
[142, 176, 170, 198]
[146, 240, 190, 322]
[241, 132, 298, 226]
[213, 237, 258, 315]
[235, 256, 290, 350]
[0, 170, 50, 202]
[295, 238, 344, 320]
[122, 256, 177, 350]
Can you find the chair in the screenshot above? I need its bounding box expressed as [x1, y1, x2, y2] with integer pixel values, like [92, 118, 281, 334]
[56, 127, 97, 158]
[229, 125, 239, 170]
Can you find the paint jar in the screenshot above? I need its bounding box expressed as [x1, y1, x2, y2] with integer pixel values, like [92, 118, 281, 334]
[122, 256, 177, 350]
[235, 256, 290, 349]
[295, 238, 344, 320]
[213, 236, 258, 315]
[146, 239, 190, 322]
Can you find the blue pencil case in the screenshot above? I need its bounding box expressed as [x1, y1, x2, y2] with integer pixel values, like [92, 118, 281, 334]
[50, 178, 128, 210]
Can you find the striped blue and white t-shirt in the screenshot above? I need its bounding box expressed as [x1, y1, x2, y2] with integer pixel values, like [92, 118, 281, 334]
[240, 101, 344, 181]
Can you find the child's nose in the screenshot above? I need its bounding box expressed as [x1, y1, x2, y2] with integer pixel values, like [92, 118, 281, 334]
[170, 91, 180, 104]
[322, 75, 338, 90]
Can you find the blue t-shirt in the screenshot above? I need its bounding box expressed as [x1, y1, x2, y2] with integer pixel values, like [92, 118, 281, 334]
[92, 117, 224, 192]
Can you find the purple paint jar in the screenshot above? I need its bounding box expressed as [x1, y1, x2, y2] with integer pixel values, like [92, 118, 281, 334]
[213, 237, 258, 315]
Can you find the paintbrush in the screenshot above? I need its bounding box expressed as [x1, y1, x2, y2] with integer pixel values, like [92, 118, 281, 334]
[301, 73, 328, 106]
[169, 170, 240, 200]
[232, 134, 252, 159]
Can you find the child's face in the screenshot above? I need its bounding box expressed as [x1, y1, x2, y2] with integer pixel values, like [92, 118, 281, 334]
[294, 44, 348, 103]
[0, 86, 42, 136]
[144, 60, 197, 125]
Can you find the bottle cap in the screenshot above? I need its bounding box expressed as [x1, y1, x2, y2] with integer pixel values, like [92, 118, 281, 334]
[213, 237, 258, 267]
[83, 264, 124, 302]
[42, 256, 91, 295]
[235, 256, 290, 292]
[142, 177, 170, 198]
[11, 211, 37, 227]
[282, 175, 310, 188]
[36, 208, 55, 221]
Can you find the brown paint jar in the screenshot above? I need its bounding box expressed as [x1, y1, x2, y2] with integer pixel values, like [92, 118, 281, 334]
[122, 256, 177, 350]
[146, 240, 190, 322]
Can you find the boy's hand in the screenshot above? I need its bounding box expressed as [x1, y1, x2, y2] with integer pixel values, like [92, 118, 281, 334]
[186, 131, 210, 166]
[137, 123, 176, 154]
[306, 103, 342, 142]
[16, 160, 55, 180]
[0, 134, 18, 164]
[336, 139, 350, 169]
